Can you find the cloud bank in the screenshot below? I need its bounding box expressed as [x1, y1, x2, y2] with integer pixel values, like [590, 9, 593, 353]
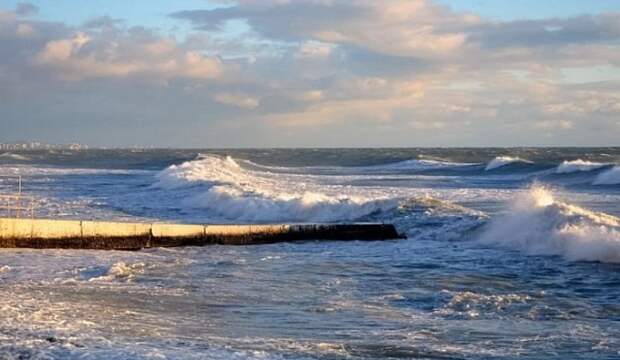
[0, 0, 619, 147]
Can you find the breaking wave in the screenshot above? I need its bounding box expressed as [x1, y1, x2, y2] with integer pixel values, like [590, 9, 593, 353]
[479, 185, 620, 263]
[555, 159, 609, 174]
[237, 154, 617, 184]
[154, 155, 400, 222]
[153, 155, 486, 234]
[593, 166, 620, 185]
[484, 156, 531, 171]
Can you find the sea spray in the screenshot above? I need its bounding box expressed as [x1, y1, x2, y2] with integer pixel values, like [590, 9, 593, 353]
[479, 184, 620, 263]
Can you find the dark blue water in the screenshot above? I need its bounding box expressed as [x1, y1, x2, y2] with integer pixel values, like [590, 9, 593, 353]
[0, 148, 619, 359]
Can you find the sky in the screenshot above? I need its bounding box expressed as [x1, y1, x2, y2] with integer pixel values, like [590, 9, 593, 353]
[0, 1, 619, 147]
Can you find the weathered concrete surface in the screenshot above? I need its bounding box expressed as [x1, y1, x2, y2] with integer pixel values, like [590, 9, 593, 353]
[0, 218, 402, 250]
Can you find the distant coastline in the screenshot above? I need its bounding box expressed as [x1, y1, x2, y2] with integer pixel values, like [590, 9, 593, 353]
[0, 142, 88, 151]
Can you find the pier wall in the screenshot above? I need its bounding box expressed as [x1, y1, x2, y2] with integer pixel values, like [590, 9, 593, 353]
[0, 218, 401, 249]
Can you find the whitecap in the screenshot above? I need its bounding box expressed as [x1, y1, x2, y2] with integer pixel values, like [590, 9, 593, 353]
[479, 185, 620, 263]
[556, 159, 609, 174]
[485, 156, 532, 171]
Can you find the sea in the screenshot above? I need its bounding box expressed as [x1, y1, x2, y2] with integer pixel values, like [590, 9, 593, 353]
[0, 148, 619, 359]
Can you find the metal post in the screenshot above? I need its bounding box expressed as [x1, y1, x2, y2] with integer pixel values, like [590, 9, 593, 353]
[0, 176, 33, 218]
[16, 176, 21, 218]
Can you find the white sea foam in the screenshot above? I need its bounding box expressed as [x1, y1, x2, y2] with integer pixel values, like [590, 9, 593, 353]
[593, 166, 620, 185]
[556, 159, 609, 174]
[88, 262, 146, 282]
[484, 156, 531, 171]
[154, 155, 400, 222]
[435, 290, 533, 319]
[479, 185, 620, 263]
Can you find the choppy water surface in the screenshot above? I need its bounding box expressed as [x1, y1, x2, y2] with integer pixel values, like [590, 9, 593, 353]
[1, 148, 619, 359]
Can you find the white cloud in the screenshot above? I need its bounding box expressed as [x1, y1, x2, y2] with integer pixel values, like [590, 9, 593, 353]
[0, 1, 619, 146]
[174, 0, 476, 58]
[34, 32, 223, 81]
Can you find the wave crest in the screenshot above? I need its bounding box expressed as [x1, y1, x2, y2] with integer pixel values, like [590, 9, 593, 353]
[154, 155, 399, 222]
[593, 166, 620, 185]
[556, 159, 609, 174]
[484, 156, 531, 171]
[152, 155, 488, 232]
[479, 185, 620, 263]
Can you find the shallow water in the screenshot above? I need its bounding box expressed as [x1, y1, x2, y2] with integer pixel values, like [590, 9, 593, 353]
[1, 148, 619, 359]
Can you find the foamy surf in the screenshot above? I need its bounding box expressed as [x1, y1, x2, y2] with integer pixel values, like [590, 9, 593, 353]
[479, 185, 620, 263]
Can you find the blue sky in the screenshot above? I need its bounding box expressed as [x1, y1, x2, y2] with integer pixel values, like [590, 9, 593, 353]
[1, 1, 226, 31]
[0, 1, 619, 147]
[3, 0, 619, 25]
[0, 0, 218, 38]
[438, 0, 620, 20]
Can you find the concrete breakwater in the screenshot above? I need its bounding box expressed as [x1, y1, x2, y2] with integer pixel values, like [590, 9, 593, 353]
[0, 217, 402, 250]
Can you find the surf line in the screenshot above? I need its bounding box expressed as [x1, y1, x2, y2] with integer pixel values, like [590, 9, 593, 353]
[0, 218, 403, 250]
